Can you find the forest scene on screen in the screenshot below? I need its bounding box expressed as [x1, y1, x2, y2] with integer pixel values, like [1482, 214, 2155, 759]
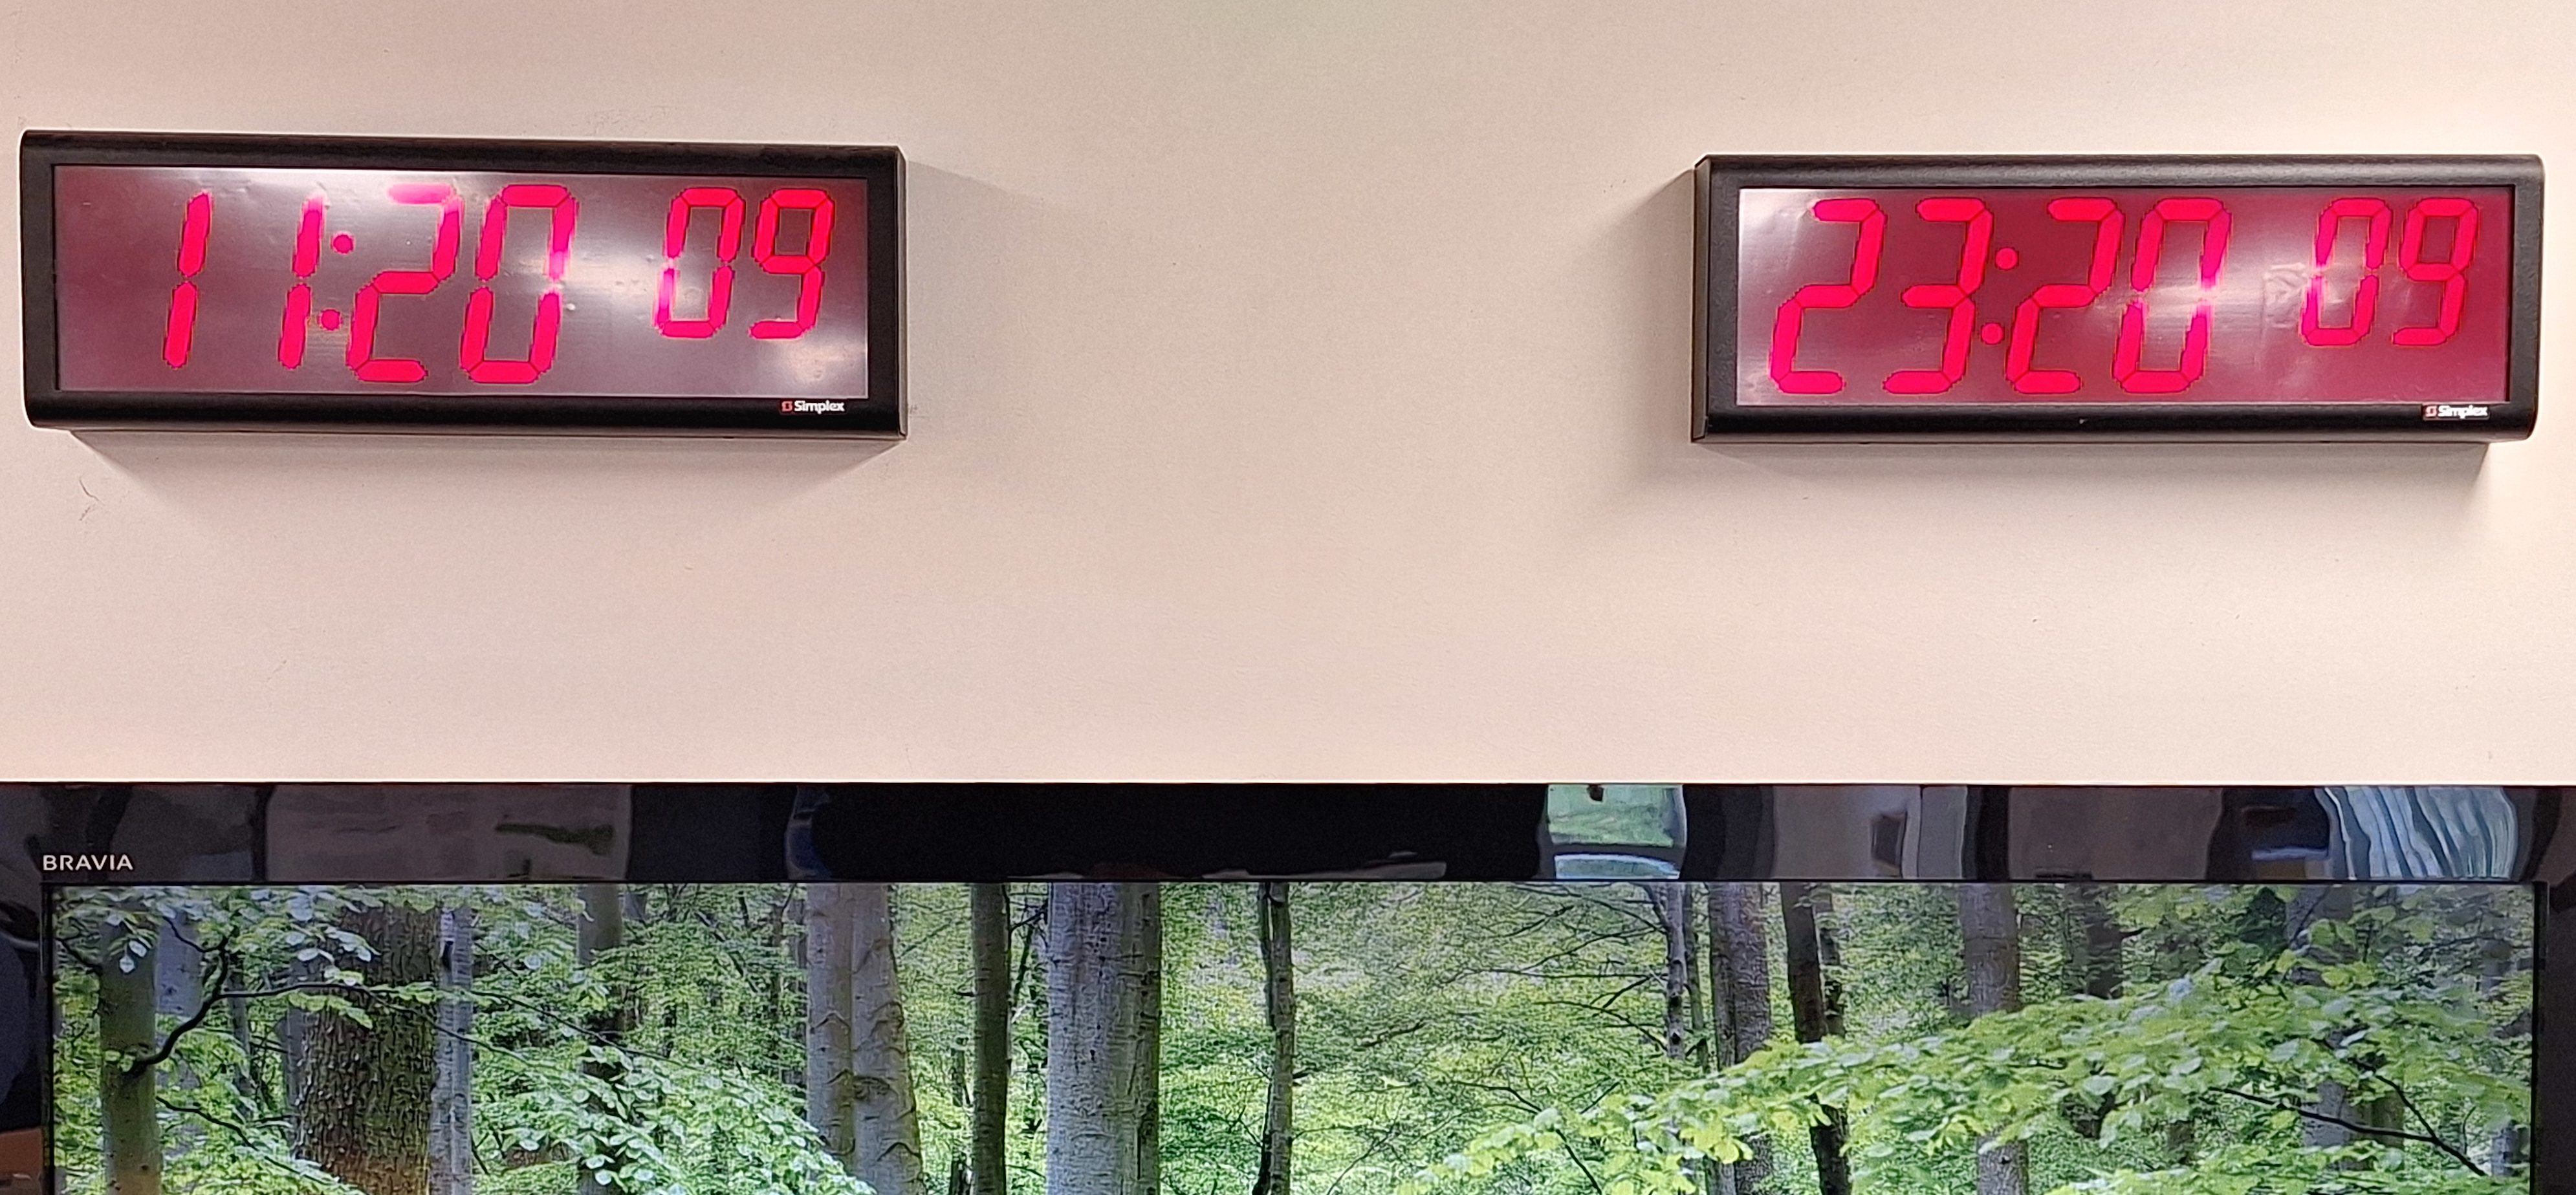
[50, 881, 2531, 1195]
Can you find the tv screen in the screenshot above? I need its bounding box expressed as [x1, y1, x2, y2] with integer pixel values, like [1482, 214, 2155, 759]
[6, 783, 2564, 1195]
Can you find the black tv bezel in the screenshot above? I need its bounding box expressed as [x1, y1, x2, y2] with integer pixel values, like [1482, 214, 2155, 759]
[1694, 154, 2544, 442]
[19, 129, 904, 437]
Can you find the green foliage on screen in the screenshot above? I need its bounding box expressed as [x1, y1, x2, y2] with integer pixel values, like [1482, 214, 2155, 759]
[49, 880, 2530, 1195]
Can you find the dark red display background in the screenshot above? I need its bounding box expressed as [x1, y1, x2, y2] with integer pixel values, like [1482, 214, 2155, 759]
[1733, 186, 2511, 406]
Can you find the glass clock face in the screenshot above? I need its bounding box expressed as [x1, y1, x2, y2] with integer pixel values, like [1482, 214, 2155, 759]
[1733, 186, 2512, 406]
[52, 166, 871, 400]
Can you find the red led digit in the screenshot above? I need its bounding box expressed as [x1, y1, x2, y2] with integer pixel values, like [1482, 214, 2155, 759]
[459, 184, 581, 384]
[2112, 197, 2231, 394]
[278, 195, 326, 369]
[1884, 197, 1992, 394]
[655, 188, 746, 338]
[347, 183, 463, 384]
[2392, 198, 2479, 347]
[2300, 198, 2392, 347]
[160, 191, 212, 369]
[2004, 198, 2122, 394]
[749, 189, 836, 339]
[1767, 197, 1886, 394]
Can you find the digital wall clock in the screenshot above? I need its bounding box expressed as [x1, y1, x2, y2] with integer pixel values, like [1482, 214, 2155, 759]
[21, 131, 902, 435]
[1696, 156, 2541, 440]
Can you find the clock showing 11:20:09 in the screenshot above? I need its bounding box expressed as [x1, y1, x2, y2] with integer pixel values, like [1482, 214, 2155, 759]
[23, 131, 904, 436]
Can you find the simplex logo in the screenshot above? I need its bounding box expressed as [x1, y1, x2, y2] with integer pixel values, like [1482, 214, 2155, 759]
[2423, 404, 2492, 420]
[781, 400, 849, 414]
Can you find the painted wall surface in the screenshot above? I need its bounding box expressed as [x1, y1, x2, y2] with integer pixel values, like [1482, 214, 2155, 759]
[1, 1, 2569, 782]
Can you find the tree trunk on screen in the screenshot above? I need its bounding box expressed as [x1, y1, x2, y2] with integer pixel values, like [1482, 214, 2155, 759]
[2060, 883, 2124, 1139]
[100, 923, 161, 1195]
[970, 883, 1013, 1195]
[1134, 892, 1162, 1195]
[1650, 885, 1714, 1195]
[226, 951, 269, 1117]
[575, 885, 630, 1195]
[430, 906, 476, 1195]
[1015, 903, 1047, 1137]
[1254, 883, 1296, 1195]
[2330, 887, 2408, 1151]
[808, 884, 859, 1170]
[2289, 886, 2357, 1152]
[1654, 884, 1698, 1063]
[1044, 883, 1161, 1195]
[2065, 884, 2123, 1000]
[279, 952, 316, 1123]
[946, 1047, 972, 1195]
[1683, 888, 1706, 1070]
[783, 891, 808, 1093]
[151, 917, 201, 1017]
[850, 885, 928, 1195]
[2480, 934, 2529, 1176]
[293, 904, 439, 1195]
[754, 887, 784, 992]
[1959, 885, 2028, 1195]
[152, 916, 204, 1158]
[2302, 1081, 2355, 1148]
[1780, 883, 1850, 1195]
[1708, 883, 1776, 1195]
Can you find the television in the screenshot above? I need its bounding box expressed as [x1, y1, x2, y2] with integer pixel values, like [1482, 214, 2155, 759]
[6, 783, 2566, 1195]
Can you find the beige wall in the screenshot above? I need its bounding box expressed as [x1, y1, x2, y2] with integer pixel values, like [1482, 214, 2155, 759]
[2, 1, 2570, 782]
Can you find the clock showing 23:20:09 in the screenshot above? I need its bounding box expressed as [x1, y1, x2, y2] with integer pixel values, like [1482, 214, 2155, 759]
[1697, 155, 2541, 440]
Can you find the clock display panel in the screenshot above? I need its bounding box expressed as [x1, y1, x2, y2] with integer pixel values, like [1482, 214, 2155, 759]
[22, 132, 902, 435]
[54, 166, 871, 398]
[1737, 186, 2511, 406]
[1695, 156, 2540, 439]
